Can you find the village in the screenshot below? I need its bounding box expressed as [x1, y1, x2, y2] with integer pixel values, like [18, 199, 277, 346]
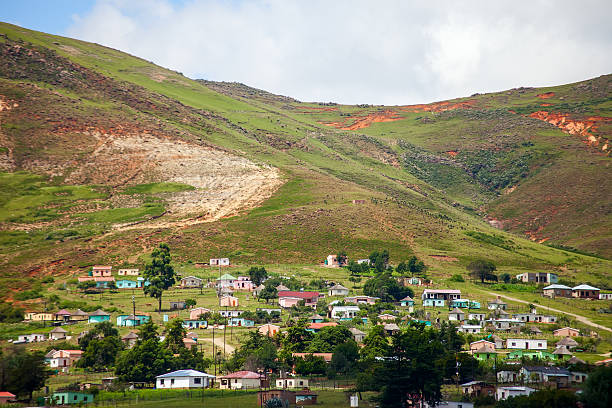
[4, 249, 611, 408]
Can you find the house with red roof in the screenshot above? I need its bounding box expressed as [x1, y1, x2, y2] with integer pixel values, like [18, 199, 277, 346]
[0, 392, 16, 404]
[306, 322, 338, 333]
[219, 370, 266, 389]
[292, 352, 333, 363]
[278, 291, 321, 308]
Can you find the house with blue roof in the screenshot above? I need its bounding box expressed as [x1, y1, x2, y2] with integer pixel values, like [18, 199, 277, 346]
[156, 369, 215, 389]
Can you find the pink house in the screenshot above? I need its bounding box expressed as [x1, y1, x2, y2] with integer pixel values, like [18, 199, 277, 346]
[92, 266, 112, 277]
[233, 276, 254, 291]
[259, 324, 281, 337]
[278, 291, 321, 308]
[190, 307, 212, 320]
[220, 295, 239, 307]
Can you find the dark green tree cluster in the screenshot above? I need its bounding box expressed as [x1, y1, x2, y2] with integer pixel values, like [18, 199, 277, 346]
[77, 321, 123, 371]
[363, 273, 413, 302]
[369, 250, 390, 273]
[0, 348, 49, 401]
[115, 321, 211, 383]
[0, 302, 24, 322]
[495, 389, 577, 408]
[226, 331, 278, 373]
[396, 256, 426, 276]
[247, 266, 268, 286]
[467, 259, 497, 283]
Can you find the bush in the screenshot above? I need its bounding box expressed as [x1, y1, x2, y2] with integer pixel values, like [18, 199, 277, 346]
[450, 274, 465, 282]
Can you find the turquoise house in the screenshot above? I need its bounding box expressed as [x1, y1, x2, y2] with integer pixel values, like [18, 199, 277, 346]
[423, 298, 445, 307]
[52, 391, 93, 405]
[116, 279, 139, 289]
[400, 296, 415, 307]
[88, 309, 110, 323]
[182, 320, 207, 329]
[228, 317, 255, 327]
[137, 277, 150, 288]
[506, 350, 555, 360]
[117, 314, 150, 327]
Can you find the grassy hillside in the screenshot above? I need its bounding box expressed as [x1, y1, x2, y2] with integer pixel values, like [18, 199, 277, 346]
[0, 22, 610, 302]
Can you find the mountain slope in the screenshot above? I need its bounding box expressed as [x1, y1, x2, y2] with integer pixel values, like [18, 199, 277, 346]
[0, 22, 610, 296]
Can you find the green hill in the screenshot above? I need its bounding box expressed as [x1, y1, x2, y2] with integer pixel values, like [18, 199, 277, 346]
[0, 22, 610, 297]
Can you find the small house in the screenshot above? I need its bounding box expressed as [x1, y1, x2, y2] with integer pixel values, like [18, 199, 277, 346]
[487, 297, 507, 310]
[520, 366, 570, 388]
[533, 314, 557, 324]
[219, 295, 239, 307]
[553, 327, 580, 337]
[219, 371, 264, 389]
[116, 279, 138, 289]
[515, 272, 558, 284]
[572, 284, 600, 299]
[349, 327, 366, 343]
[275, 377, 309, 389]
[449, 308, 465, 321]
[469, 340, 496, 353]
[422, 289, 461, 301]
[180, 276, 203, 288]
[182, 320, 207, 329]
[506, 338, 547, 350]
[487, 318, 524, 331]
[328, 284, 349, 297]
[344, 295, 379, 305]
[571, 372, 588, 384]
[542, 284, 572, 298]
[308, 314, 325, 323]
[55, 309, 72, 322]
[49, 350, 83, 370]
[49, 327, 68, 341]
[324, 254, 346, 267]
[423, 298, 445, 307]
[233, 276, 254, 291]
[460, 381, 495, 398]
[468, 313, 486, 322]
[278, 291, 320, 308]
[217, 273, 237, 288]
[69, 309, 90, 322]
[253, 284, 265, 297]
[118, 268, 139, 276]
[92, 265, 112, 277]
[472, 343, 497, 361]
[17, 333, 47, 343]
[458, 325, 481, 334]
[496, 386, 535, 401]
[88, 309, 110, 324]
[399, 296, 415, 307]
[258, 324, 281, 337]
[383, 323, 400, 335]
[228, 317, 254, 327]
[189, 307, 211, 320]
[330, 305, 360, 320]
[306, 322, 337, 333]
[170, 301, 187, 310]
[497, 370, 520, 383]
[52, 391, 93, 405]
[555, 336, 579, 350]
[219, 310, 244, 318]
[377, 313, 396, 321]
[116, 314, 150, 327]
[121, 332, 139, 348]
[210, 258, 230, 266]
[553, 346, 573, 361]
[276, 284, 290, 292]
[0, 392, 16, 404]
[156, 369, 215, 389]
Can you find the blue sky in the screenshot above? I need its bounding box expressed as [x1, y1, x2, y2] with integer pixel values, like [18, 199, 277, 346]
[2, 1, 611, 105]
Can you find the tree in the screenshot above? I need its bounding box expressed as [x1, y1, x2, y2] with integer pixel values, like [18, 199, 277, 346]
[0, 302, 24, 323]
[227, 331, 278, 372]
[363, 273, 413, 302]
[281, 320, 313, 353]
[500, 273, 511, 283]
[78, 321, 122, 371]
[247, 266, 268, 286]
[360, 325, 389, 361]
[164, 318, 187, 354]
[336, 251, 348, 266]
[466, 259, 497, 283]
[307, 325, 352, 352]
[294, 354, 327, 375]
[581, 365, 612, 408]
[259, 285, 278, 304]
[407, 256, 426, 276]
[328, 340, 359, 378]
[79, 321, 119, 351]
[77, 280, 97, 290]
[0, 349, 49, 401]
[143, 243, 177, 311]
[496, 389, 577, 408]
[185, 298, 196, 308]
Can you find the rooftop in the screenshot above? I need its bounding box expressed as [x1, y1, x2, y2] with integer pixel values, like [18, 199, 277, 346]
[220, 370, 262, 379]
[573, 284, 600, 291]
[157, 369, 215, 378]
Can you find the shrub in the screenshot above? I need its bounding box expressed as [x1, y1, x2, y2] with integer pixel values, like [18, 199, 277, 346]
[450, 274, 465, 282]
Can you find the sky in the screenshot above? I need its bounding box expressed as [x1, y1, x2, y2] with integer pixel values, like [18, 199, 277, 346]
[3, 0, 612, 105]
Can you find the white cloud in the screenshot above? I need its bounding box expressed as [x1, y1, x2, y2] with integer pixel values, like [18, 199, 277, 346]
[66, 0, 612, 105]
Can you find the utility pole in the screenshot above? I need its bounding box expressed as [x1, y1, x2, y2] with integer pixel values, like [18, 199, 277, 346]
[212, 326, 216, 376]
[223, 316, 227, 359]
[132, 295, 136, 325]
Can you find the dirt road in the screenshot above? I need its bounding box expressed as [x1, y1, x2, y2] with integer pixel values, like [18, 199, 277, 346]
[202, 335, 236, 354]
[483, 291, 611, 333]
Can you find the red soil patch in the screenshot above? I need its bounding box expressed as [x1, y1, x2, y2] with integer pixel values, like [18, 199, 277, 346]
[319, 110, 403, 130]
[536, 92, 555, 99]
[446, 151, 458, 157]
[400, 99, 476, 113]
[527, 111, 611, 153]
[540, 103, 553, 107]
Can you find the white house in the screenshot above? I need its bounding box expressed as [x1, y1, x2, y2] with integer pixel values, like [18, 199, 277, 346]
[328, 284, 350, 297]
[118, 269, 139, 276]
[156, 369, 215, 389]
[468, 313, 486, 322]
[17, 333, 47, 343]
[458, 325, 482, 334]
[210, 258, 230, 266]
[48, 350, 83, 371]
[496, 386, 535, 401]
[497, 371, 520, 383]
[506, 338, 547, 350]
[487, 318, 524, 331]
[219, 309, 244, 318]
[49, 327, 68, 340]
[275, 377, 309, 389]
[449, 308, 465, 321]
[219, 370, 263, 389]
[330, 305, 360, 320]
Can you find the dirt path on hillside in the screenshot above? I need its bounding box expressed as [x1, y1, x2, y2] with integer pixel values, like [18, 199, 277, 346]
[482, 290, 611, 332]
[201, 335, 236, 354]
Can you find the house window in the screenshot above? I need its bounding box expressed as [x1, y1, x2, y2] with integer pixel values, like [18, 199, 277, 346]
[194, 378, 202, 384]
[171, 379, 174, 385]
[512, 342, 516, 347]
[538, 343, 542, 347]
[160, 379, 164, 385]
[74, 396, 78, 401]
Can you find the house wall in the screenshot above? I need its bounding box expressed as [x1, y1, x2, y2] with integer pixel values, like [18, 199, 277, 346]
[506, 339, 547, 350]
[279, 297, 300, 308]
[156, 377, 209, 389]
[220, 378, 260, 389]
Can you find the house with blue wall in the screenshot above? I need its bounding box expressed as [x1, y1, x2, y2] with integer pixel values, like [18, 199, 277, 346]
[137, 277, 150, 288]
[88, 309, 110, 323]
[400, 296, 415, 307]
[182, 320, 208, 329]
[117, 314, 150, 327]
[228, 317, 255, 327]
[51, 391, 93, 405]
[116, 280, 139, 289]
[423, 298, 445, 307]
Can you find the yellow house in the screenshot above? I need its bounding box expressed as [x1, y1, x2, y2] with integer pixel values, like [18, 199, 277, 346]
[25, 312, 55, 321]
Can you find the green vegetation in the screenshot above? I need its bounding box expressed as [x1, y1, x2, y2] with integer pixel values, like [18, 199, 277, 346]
[121, 182, 195, 195]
